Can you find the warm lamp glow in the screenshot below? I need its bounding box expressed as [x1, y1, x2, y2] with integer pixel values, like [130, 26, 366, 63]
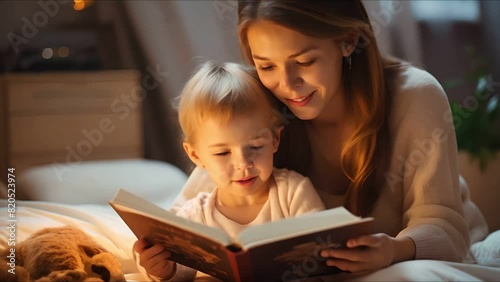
[73, 1, 85, 11]
[58, 46, 70, 58]
[73, 0, 94, 11]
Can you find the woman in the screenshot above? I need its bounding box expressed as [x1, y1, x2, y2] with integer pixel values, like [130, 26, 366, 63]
[172, 0, 472, 274]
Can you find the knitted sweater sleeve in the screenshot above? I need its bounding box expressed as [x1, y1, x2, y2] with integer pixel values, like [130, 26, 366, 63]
[388, 67, 470, 262]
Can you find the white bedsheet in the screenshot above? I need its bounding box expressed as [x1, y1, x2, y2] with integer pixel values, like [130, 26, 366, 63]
[317, 259, 500, 281]
[0, 199, 140, 275]
[1, 199, 499, 281]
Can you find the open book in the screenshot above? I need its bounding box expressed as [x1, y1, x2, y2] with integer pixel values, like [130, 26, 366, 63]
[110, 189, 373, 282]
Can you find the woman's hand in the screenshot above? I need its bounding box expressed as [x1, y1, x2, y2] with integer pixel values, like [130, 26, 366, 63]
[320, 234, 415, 273]
[133, 238, 176, 280]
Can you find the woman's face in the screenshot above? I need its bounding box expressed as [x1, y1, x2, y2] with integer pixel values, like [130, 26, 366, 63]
[247, 20, 346, 122]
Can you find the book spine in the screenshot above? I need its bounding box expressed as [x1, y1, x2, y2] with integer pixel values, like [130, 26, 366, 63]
[223, 248, 253, 282]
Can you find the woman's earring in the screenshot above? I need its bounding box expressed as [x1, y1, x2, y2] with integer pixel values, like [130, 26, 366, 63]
[346, 50, 352, 71]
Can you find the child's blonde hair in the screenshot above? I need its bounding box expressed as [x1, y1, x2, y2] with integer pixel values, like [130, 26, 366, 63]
[178, 61, 282, 145]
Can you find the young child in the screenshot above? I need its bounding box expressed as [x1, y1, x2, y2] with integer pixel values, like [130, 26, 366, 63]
[133, 61, 325, 281]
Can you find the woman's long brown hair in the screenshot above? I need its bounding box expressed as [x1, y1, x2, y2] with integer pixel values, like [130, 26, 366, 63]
[237, 0, 403, 216]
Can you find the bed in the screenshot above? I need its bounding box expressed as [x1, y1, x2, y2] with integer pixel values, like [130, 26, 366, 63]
[1, 159, 499, 281]
[0, 159, 187, 281]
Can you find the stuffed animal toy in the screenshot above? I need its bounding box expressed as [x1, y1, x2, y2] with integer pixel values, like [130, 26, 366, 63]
[0, 226, 126, 282]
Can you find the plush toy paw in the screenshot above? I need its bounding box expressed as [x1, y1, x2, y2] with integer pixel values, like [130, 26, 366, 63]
[87, 252, 126, 282]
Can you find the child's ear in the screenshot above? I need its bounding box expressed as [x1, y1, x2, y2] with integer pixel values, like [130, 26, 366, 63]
[183, 142, 205, 168]
[272, 126, 283, 153]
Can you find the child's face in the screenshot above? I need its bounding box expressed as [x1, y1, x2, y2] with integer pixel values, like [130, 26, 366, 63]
[184, 112, 279, 200]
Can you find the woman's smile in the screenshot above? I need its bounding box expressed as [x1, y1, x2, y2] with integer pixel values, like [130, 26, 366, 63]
[286, 90, 316, 107]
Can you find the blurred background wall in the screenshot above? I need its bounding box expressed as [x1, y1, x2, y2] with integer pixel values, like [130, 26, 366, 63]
[1, 0, 499, 172]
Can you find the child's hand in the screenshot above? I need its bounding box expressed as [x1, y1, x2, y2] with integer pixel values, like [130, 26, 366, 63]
[320, 233, 414, 272]
[133, 238, 176, 280]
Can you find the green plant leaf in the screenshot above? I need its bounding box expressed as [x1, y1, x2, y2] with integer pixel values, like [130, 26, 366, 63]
[446, 49, 499, 171]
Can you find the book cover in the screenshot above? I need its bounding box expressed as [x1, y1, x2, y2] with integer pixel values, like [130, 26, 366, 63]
[110, 189, 373, 281]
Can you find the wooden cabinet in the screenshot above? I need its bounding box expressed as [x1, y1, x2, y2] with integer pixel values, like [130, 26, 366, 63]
[0, 70, 144, 182]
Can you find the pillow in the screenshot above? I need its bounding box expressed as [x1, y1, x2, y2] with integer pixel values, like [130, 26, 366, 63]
[470, 230, 500, 266]
[16, 159, 188, 207]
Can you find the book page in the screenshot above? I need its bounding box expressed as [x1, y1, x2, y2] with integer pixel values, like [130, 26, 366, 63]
[244, 219, 373, 281]
[237, 207, 372, 249]
[110, 189, 232, 246]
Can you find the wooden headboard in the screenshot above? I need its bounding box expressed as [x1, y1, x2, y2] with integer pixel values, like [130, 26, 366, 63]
[0, 70, 143, 183]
